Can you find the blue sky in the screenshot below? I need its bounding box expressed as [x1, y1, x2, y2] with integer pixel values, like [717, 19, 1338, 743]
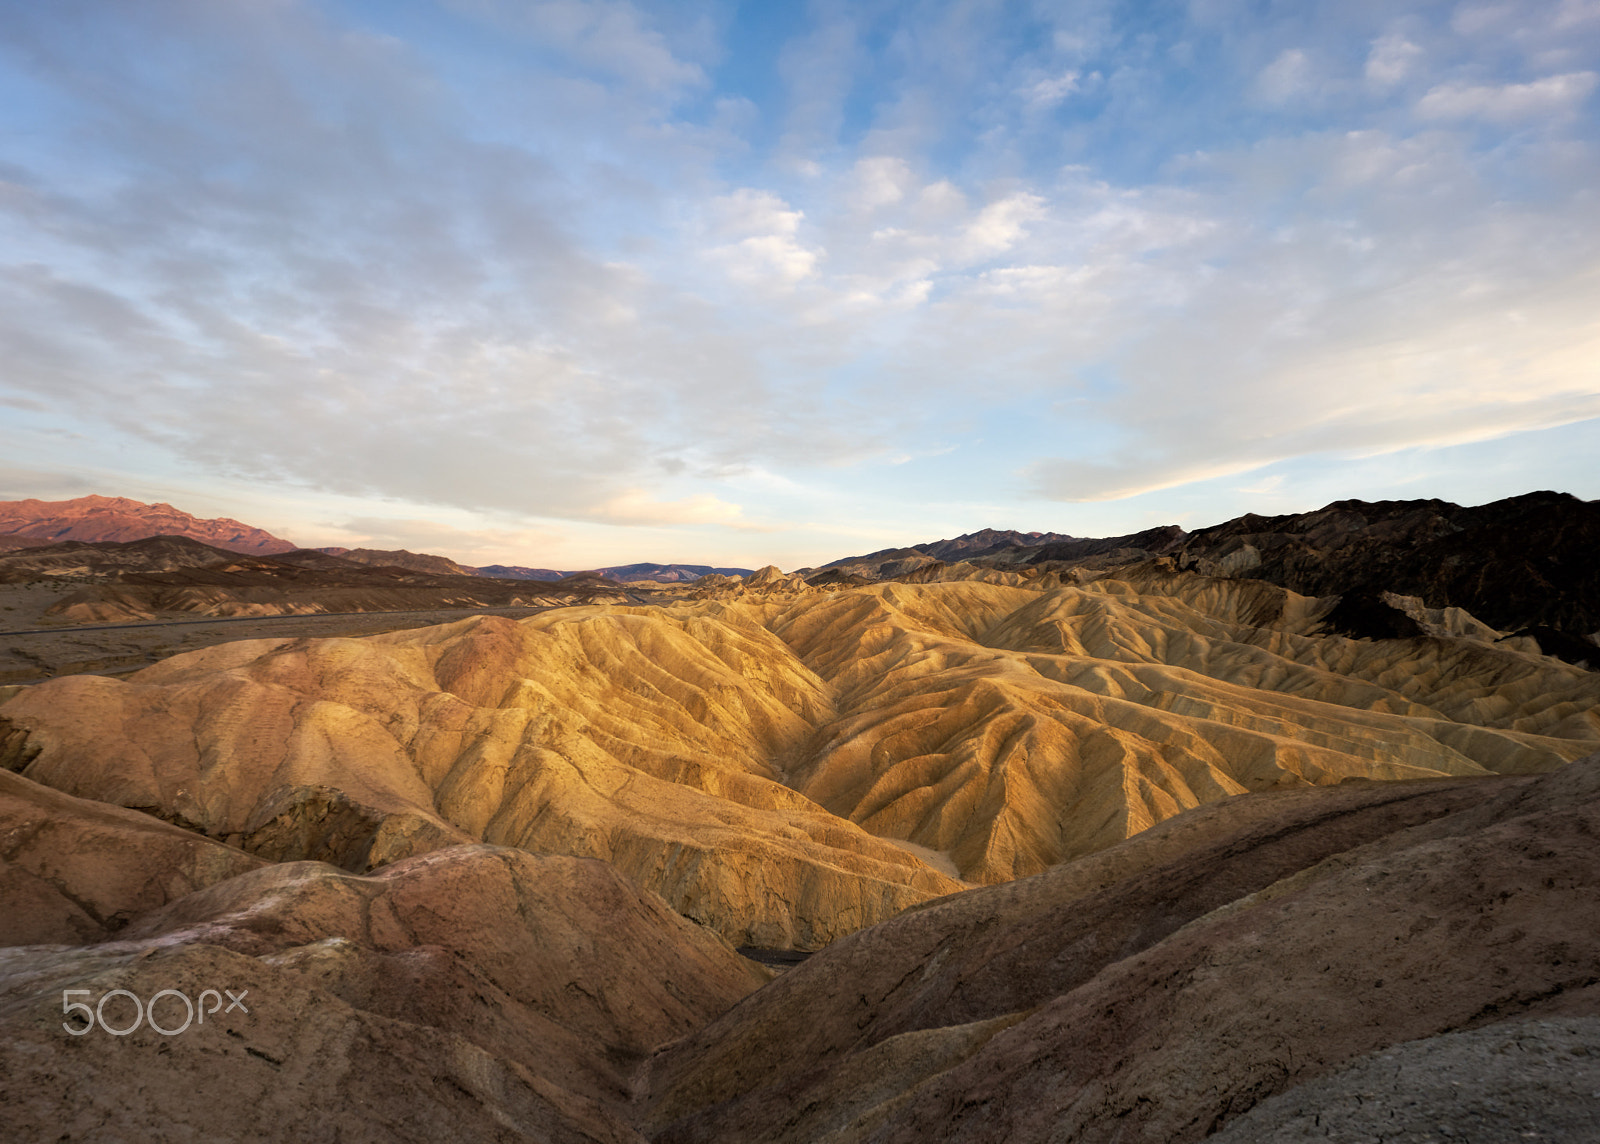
[1, 0, 1597, 568]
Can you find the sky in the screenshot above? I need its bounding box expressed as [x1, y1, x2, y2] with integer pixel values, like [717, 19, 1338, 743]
[1, 0, 1597, 570]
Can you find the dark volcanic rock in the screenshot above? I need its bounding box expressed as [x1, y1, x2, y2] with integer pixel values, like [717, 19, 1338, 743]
[915, 528, 1079, 562]
[818, 526, 1190, 582]
[472, 562, 567, 580]
[1512, 625, 1600, 668]
[593, 562, 757, 583]
[0, 535, 255, 582]
[317, 547, 477, 576]
[476, 562, 755, 583]
[804, 567, 871, 588]
[23, 543, 626, 620]
[1320, 590, 1428, 640]
[1180, 491, 1600, 638]
[1024, 523, 1189, 563]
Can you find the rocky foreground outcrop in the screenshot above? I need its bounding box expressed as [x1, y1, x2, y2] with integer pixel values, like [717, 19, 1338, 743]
[643, 758, 1600, 1143]
[1, 747, 1595, 1141]
[0, 769, 767, 1143]
[4, 567, 1597, 948]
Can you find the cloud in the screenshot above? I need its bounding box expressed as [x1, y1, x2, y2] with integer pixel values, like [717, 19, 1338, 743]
[1416, 72, 1598, 121]
[702, 188, 821, 287]
[959, 193, 1047, 260]
[1236, 473, 1285, 496]
[0, 465, 98, 500]
[1366, 34, 1423, 87]
[327, 516, 566, 562]
[2, 0, 1598, 566]
[847, 156, 913, 213]
[1021, 70, 1081, 110]
[592, 489, 746, 526]
[447, 0, 705, 91]
[1257, 48, 1315, 103]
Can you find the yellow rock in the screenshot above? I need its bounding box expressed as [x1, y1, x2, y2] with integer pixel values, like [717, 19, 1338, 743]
[3, 567, 1595, 945]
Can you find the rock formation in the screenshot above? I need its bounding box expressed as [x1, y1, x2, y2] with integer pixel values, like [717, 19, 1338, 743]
[1, 555, 1597, 1139]
[824, 492, 1600, 663]
[0, 767, 266, 946]
[0, 764, 765, 1142]
[4, 566, 1596, 949]
[0, 535, 267, 582]
[643, 756, 1600, 1143]
[314, 547, 479, 576]
[1175, 490, 1600, 642]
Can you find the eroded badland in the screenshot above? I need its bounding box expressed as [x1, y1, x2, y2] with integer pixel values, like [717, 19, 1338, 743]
[2, 495, 1598, 1142]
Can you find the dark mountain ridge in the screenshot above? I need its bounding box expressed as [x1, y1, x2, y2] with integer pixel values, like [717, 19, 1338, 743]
[481, 562, 756, 583]
[817, 491, 1600, 661]
[1176, 490, 1600, 637]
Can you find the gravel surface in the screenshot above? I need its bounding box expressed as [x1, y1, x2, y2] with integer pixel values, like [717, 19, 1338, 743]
[1210, 1018, 1600, 1143]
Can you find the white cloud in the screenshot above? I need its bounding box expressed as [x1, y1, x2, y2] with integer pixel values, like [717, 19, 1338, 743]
[710, 234, 819, 286]
[704, 189, 820, 287]
[1417, 72, 1598, 120]
[450, 0, 704, 91]
[1366, 34, 1423, 87]
[847, 156, 913, 213]
[960, 193, 1046, 260]
[1236, 474, 1285, 496]
[326, 516, 566, 562]
[1022, 70, 1081, 110]
[709, 188, 804, 238]
[1257, 48, 1314, 102]
[593, 489, 746, 526]
[4, 0, 1599, 567]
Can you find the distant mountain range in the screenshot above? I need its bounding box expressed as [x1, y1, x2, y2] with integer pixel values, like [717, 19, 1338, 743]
[315, 547, 478, 577]
[1175, 491, 1600, 640]
[0, 495, 297, 555]
[0, 497, 752, 583]
[6, 493, 1596, 658]
[0, 535, 633, 623]
[478, 562, 756, 583]
[813, 491, 1599, 664]
[810, 524, 1184, 581]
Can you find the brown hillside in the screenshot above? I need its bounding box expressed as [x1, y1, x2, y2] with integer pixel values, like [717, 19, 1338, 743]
[0, 762, 764, 1143]
[644, 757, 1600, 1143]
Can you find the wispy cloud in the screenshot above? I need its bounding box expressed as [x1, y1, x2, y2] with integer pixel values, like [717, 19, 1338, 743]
[1416, 71, 1598, 121]
[0, 0, 1596, 567]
